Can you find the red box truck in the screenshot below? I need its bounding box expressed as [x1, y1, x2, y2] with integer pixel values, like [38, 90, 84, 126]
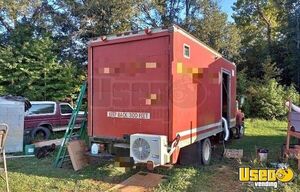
[88, 25, 244, 168]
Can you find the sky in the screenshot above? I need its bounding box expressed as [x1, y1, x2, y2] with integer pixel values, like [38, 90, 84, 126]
[219, 0, 236, 22]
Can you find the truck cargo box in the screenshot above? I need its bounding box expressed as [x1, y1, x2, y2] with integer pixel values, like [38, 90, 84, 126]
[88, 25, 236, 155]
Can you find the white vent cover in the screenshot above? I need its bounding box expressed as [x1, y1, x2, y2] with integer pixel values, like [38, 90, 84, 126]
[130, 134, 169, 165]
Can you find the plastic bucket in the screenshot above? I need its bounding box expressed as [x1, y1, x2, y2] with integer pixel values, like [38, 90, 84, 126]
[257, 148, 268, 162]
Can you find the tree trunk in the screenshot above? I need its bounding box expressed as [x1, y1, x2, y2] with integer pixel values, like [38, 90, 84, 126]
[255, 0, 272, 55]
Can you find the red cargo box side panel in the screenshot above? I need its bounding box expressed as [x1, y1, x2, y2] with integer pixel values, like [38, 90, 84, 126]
[170, 27, 236, 144]
[196, 58, 237, 128]
[88, 34, 170, 139]
[170, 29, 220, 140]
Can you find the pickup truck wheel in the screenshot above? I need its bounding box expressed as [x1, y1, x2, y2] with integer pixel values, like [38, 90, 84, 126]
[31, 127, 51, 141]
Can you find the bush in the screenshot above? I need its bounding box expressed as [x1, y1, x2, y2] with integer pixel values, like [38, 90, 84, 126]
[244, 79, 299, 119]
[285, 85, 300, 106]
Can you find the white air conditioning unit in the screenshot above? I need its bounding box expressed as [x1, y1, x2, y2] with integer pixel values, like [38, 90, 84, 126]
[130, 134, 169, 166]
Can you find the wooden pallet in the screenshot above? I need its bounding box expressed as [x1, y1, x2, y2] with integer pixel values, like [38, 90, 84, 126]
[224, 149, 243, 159]
[33, 138, 63, 148]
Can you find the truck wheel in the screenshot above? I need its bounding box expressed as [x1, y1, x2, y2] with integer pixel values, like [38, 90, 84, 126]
[31, 126, 51, 141]
[23, 134, 32, 145]
[201, 138, 211, 165]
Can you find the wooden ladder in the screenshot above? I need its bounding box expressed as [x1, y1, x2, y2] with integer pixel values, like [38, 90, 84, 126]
[0, 124, 9, 192]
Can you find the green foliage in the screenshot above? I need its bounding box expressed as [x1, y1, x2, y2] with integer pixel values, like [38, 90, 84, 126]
[136, 0, 241, 62]
[237, 69, 249, 99]
[247, 79, 285, 119]
[0, 0, 42, 32]
[233, 0, 300, 88]
[237, 70, 252, 115]
[192, 2, 241, 61]
[233, 0, 300, 119]
[245, 79, 299, 119]
[64, 0, 136, 37]
[0, 34, 81, 100]
[281, 0, 300, 87]
[48, 0, 138, 64]
[262, 59, 282, 82]
[285, 84, 300, 106]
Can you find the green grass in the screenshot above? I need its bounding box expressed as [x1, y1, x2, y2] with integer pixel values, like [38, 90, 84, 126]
[230, 119, 288, 161]
[156, 119, 300, 192]
[0, 119, 299, 191]
[3, 157, 135, 192]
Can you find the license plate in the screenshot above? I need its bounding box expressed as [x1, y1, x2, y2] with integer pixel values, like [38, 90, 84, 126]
[107, 111, 150, 119]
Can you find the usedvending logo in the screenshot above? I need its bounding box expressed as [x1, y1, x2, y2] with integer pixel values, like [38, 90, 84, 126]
[239, 167, 294, 188]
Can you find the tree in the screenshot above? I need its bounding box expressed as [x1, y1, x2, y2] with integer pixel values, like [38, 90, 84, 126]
[191, 1, 241, 61]
[58, 0, 138, 64]
[0, 0, 79, 65]
[0, 0, 42, 33]
[233, 0, 300, 89]
[0, 27, 80, 100]
[233, 0, 282, 55]
[136, 0, 241, 61]
[281, 0, 300, 89]
[0, 0, 137, 101]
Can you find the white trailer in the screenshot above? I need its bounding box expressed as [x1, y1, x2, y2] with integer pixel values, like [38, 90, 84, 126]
[0, 98, 25, 153]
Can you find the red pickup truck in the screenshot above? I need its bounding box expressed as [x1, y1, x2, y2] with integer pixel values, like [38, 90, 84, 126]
[24, 101, 83, 141]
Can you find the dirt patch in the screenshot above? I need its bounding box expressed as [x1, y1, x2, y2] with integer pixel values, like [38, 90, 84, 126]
[210, 165, 242, 192]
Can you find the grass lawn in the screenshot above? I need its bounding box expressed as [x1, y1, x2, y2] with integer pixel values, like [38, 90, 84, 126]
[0, 119, 299, 191]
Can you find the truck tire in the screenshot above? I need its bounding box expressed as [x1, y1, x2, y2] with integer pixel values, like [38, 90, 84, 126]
[201, 138, 212, 165]
[31, 126, 51, 141]
[23, 134, 32, 145]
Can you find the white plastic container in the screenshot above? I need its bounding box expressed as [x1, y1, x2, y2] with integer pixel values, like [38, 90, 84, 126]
[91, 143, 99, 155]
[257, 148, 268, 162]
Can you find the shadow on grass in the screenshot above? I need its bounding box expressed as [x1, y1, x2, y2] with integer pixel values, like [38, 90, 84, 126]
[7, 154, 137, 185]
[155, 145, 243, 192]
[156, 134, 298, 192]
